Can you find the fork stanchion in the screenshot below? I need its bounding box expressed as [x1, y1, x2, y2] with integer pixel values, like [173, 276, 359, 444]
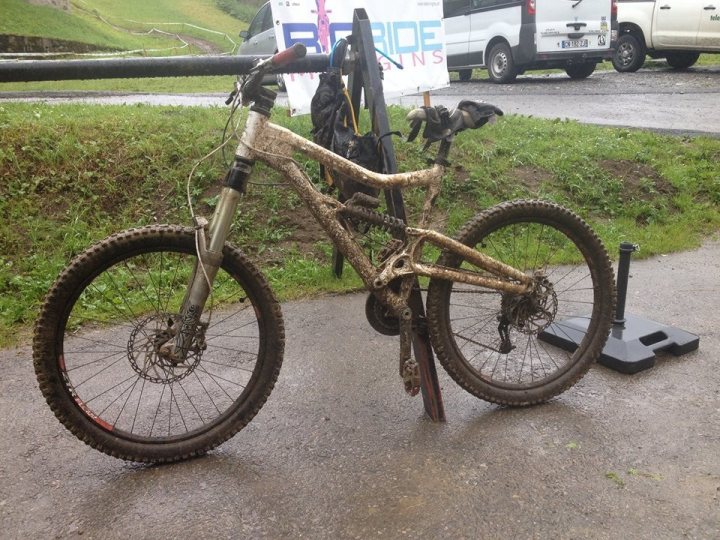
[347, 8, 445, 422]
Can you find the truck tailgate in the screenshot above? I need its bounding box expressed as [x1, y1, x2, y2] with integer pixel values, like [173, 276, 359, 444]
[536, 0, 612, 53]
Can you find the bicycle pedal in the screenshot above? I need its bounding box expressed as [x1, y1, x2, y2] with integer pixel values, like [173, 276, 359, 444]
[401, 358, 421, 396]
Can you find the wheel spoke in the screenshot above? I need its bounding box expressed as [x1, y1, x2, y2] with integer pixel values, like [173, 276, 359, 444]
[37, 227, 283, 461]
[427, 202, 612, 402]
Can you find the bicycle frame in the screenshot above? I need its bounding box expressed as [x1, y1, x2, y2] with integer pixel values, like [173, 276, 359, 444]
[259, 111, 529, 296]
[167, 107, 533, 361]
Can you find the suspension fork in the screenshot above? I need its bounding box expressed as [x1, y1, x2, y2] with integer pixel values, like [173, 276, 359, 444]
[162, 111, 267, 362]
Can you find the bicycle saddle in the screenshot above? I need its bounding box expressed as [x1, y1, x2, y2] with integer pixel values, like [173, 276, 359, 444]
[406, 100, 504, 148]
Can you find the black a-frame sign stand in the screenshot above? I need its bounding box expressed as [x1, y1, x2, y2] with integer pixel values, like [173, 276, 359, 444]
[333, 8, 445, 422]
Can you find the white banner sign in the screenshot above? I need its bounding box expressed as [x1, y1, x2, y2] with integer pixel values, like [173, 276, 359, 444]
[270, 0, 448, 115]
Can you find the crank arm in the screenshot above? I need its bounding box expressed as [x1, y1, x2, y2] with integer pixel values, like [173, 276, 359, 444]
[398, 306, 420, 396]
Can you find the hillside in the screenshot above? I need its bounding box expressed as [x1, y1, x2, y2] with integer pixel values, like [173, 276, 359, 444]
[0, 0, 247, 55]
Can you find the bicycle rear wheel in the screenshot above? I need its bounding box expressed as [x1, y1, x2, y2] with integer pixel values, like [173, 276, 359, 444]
[33, 225, 284, 463]
[427, 200, 614, 406]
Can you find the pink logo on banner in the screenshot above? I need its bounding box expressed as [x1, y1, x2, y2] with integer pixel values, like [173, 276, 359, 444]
[312, 0, 332, 53]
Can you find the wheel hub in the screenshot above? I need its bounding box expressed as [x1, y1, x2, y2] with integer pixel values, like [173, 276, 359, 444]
[500, 273, 558, 336]
[127, 314, 206, 384]
[618, 44, 633, 64]
[492, 53, 508, 76]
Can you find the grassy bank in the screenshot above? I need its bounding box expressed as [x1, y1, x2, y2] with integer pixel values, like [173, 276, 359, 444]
[0, 102, 718, 347]
[1, 0, 243, 54]
[0, 76, 234, 94]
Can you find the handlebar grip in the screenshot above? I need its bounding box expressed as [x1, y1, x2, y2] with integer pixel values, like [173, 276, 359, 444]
[271, 43, 307, 68]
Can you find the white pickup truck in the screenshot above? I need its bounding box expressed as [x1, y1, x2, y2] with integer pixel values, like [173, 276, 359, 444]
[614, 0, 720, 71]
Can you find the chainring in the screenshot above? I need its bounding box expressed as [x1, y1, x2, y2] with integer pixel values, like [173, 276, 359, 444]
[365, 293, 400, 336]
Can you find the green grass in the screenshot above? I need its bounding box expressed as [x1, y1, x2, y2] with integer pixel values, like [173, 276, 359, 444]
[71, 0, 243, 43]
[0, 0, 244, 54]
[216, 0, 265, 24]
[0, 102, 718, 347]
[0, 0, 253, 93]
[0, 76, 234, 94]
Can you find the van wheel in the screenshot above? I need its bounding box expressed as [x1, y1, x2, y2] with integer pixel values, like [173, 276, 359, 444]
[665, 52, 700, 70]
[612, 33, 645, 73]
[565, 62, 597, 79]
[487, 43, 517, 84]
[458, 69, 472, 82]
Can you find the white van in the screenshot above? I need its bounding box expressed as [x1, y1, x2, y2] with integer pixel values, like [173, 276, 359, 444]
[444, 0, 619, 83]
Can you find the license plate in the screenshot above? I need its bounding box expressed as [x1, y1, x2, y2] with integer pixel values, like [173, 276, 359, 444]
[562, 39, 589, 49]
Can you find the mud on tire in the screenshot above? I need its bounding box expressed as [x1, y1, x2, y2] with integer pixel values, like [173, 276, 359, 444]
[33, 225, 285, 463]
[426, 200, 615, 406]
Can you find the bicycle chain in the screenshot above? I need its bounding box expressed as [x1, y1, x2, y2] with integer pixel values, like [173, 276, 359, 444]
[338, 205, 407, 236]
[377, 238, 404, 263]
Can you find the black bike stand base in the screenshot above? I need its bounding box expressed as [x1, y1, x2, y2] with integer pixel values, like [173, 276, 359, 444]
[539, 314, 700, 374]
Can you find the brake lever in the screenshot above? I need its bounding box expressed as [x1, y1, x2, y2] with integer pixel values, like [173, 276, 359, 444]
[225, 80, 241, 106]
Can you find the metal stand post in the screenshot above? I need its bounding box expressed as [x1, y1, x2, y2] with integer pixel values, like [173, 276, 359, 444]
[340, 8, 445, 421]
[539, 242, 700, 374]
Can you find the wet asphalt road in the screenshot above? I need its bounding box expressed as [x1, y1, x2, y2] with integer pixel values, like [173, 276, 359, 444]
[2, 64, 720, 135]
[1, 241, 719, 539]
[396, 64, 720, 137]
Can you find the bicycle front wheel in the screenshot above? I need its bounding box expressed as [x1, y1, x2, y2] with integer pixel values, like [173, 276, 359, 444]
[33, 225, 284, 463]
[427, 200, 614, 406]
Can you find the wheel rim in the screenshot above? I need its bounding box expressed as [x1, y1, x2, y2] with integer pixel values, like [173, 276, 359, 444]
[58, 247, 264, 443]
[444, 219, 599, 390]
[617, 42, 634, 67]
[491, 51, 508, 78]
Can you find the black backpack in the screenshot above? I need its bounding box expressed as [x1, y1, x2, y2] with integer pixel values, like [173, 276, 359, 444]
[310, 67, 382, 202]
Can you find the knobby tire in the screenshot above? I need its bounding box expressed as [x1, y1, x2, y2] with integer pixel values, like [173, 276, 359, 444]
[427, 200, 615, 406]
[33, 225, 285, 463]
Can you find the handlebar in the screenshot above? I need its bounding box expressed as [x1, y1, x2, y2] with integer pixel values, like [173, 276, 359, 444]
[270, 43, 307, 68]
[241, 43, 308, 106]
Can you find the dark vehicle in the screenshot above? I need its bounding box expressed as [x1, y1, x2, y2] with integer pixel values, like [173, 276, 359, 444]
[239, 1, 285, 90]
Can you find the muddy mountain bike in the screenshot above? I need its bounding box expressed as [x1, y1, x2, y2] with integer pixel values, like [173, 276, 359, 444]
[33, 45, 615, 463]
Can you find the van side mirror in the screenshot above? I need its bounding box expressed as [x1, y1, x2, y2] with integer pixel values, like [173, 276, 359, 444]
[240, 30, 249, 40]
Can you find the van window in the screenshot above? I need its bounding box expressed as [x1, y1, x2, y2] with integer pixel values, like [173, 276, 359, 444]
[248, 2, 272, 39]
[444, 0, 470, 18]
